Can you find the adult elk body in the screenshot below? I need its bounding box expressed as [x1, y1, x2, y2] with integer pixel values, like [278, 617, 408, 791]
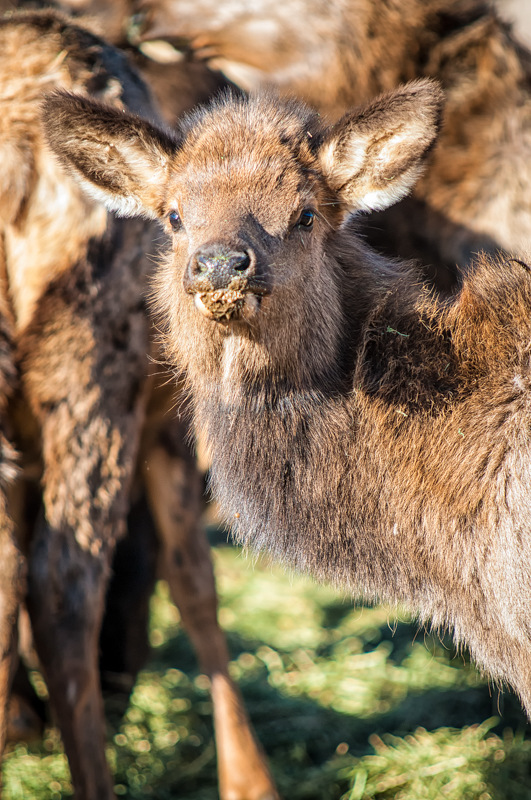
[44, 79, 531, 717]
[0, 10, 277, 800]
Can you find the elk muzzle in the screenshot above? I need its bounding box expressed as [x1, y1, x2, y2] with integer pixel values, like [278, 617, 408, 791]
[184, 243, 268, 322]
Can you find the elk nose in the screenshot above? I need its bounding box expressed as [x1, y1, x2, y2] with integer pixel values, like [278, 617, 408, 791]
[187, 245, 255, 290]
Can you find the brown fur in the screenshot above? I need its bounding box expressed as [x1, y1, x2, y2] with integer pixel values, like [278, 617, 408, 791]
[0, 11, 277, 800]
[43, 79, 531, 719]
[0, 0, 232, 128]
[135, 0, 531, 276]
[12, 0, 526, 273]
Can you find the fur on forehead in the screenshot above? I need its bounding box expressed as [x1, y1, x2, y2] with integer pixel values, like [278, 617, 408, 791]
[175, 91, 325, 170]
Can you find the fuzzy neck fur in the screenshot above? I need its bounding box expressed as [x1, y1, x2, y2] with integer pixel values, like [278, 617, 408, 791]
[161, 245, 531, 683]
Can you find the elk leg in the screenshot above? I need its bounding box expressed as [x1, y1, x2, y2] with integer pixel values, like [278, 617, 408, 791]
[22, 365, 147, 799]
[7, 657, 47, 743]
[0, 513, 24, 760]
[27, 524, 113, 800]
[16, 221, 152, 799]
[0, 283, 23, 770]
[142, 422, 279, 800]
[99, 491, 159, 702]
[25, 395, 144, 800]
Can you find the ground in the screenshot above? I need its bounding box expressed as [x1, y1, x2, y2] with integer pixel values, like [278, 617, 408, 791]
[3, 529, 531, 800]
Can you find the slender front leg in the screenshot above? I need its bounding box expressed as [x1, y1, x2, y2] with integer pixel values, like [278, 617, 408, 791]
[99, 490, 159, 699]
[142, 405, 279, 800]
[0, 259, 23, 773]
[20, 252, 150, 800]
[0, 494, 24, 763]
[28, 523, 113, 800]
[25, 391, 145, 800]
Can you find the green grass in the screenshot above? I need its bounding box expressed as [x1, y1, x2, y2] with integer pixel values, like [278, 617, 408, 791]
[3, 540, 531, 799]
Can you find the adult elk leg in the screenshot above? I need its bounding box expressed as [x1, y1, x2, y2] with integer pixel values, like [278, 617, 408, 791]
[0, 495, 24, 763]
[28, 521, 114, 800]
[142, 385, 279, 800]
[99, 491, 159, 700]
[26, 419, 145, 800]
[0, 288, 23, 773]
[22, 261, 150, 800]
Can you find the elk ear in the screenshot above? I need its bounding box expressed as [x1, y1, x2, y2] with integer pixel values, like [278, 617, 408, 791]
[41, 92, 179, 220]
[319, 80, 444, 216]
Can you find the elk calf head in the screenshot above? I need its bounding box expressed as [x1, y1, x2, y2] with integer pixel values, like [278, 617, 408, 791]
[43, 81, 442, 379]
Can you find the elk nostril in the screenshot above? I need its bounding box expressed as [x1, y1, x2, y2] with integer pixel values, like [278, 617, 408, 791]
[196, 255, 209, 274]
[233, 252, 251, 272]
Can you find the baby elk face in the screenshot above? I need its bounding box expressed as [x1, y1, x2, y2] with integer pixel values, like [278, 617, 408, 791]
[160, 109, 328, 324]
[42, 82, 443, 331]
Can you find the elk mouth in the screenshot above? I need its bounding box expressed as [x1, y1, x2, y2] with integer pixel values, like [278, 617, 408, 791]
[187, 276, 269, 323]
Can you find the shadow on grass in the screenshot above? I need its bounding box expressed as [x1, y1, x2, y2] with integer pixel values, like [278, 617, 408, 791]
[9, 524, 531, 800]
[102, 615, 530, 800]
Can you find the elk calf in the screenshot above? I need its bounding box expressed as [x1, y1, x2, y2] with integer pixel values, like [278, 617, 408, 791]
[0, 10, 277, 800]
[44, 78, 531, 718]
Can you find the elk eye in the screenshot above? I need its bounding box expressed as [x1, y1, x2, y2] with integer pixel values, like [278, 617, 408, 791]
[297, 209, 314, 229]
[168, 210, 182, 231]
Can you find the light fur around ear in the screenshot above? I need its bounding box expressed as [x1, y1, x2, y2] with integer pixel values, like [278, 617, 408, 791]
[319, 79, 444, 216]
[41, 91, 180, 220]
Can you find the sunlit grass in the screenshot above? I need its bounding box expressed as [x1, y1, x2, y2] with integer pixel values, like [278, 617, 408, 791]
[346, 724, 531, 800]
[3, 541, 531, 799]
